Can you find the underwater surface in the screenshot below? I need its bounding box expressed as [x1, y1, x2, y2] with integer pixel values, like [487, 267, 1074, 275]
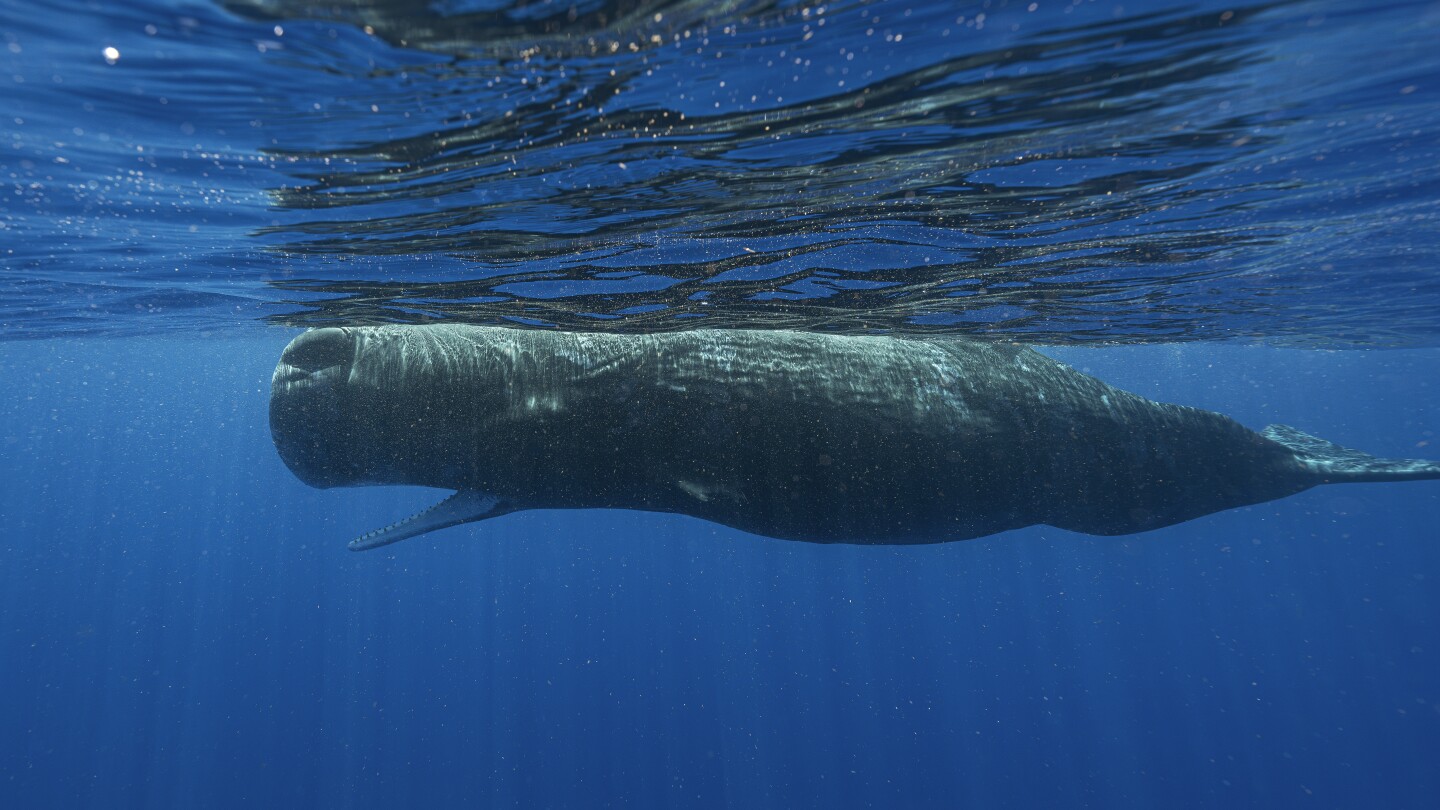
[2, 0, 1439, 807]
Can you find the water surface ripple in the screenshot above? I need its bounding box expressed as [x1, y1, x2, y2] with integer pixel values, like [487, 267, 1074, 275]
[3, 0, 1438, 343]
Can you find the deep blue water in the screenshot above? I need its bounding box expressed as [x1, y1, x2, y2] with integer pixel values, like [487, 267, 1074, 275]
[3, 0, 1440, 807]
[3, 339, 1438, 808]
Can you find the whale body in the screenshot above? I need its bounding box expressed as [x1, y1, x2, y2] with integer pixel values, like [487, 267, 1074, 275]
[268, 325, 1440, 551]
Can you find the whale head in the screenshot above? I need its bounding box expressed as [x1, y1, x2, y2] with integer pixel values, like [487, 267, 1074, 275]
[270, 326, 525, 549]
[271, 326, 458, 489]
[269, 327, 370, 488]
[270, 325, 527, 493]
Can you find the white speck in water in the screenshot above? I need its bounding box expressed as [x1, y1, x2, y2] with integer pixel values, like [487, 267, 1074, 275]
[102, 46, 120, 64]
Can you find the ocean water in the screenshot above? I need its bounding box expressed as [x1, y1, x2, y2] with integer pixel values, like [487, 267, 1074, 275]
[2, 0, 1439, 808]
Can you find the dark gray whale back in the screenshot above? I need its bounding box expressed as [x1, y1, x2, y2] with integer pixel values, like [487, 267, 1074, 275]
[269, 325, 1440, 549]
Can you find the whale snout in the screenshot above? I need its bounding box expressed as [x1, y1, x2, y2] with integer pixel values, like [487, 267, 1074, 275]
[270, 328, 360, 488]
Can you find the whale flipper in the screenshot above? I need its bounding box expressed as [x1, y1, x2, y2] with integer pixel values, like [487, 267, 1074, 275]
[1263, 424, 1440, 484]
[348, 490, 514, 551]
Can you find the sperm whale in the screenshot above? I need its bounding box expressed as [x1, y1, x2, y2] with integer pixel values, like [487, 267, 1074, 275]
[268, 325, 1440, 550]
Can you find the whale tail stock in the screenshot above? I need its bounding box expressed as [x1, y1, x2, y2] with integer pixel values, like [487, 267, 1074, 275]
[1263, 424, 1440, 484]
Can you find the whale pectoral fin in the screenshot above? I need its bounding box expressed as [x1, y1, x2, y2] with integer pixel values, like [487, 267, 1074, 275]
[348, 490, 513, 552]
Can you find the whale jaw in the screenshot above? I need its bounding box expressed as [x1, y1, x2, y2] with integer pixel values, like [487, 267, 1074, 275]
[348, 490, 515, 551]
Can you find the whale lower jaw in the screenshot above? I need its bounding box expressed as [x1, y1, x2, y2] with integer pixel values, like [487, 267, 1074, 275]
[348, 490, 514, 551]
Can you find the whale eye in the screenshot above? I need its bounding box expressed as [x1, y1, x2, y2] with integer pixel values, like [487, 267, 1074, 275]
[284, 328, 354, 374]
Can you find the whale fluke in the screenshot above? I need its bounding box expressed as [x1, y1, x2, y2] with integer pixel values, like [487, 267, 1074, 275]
[1263, 424, 1440, 484]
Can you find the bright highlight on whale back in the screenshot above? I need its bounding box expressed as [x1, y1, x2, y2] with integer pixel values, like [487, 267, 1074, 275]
[269, 325, 1440, 551]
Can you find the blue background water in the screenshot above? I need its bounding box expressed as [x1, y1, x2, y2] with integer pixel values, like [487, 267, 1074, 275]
[3, 0, 1440, 807]
[2, 338, 1437, 807]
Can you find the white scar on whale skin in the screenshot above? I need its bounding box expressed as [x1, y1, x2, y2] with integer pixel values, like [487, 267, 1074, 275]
[269, 326, 1440, 551]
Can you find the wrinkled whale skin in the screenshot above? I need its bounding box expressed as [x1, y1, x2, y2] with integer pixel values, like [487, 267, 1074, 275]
[269, 325, 1439, 549]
